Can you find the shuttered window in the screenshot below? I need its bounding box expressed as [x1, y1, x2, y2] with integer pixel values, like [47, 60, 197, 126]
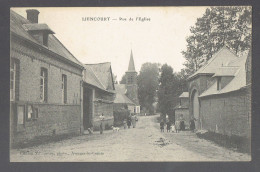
[40, 68, 48, 102]
[10, 60, 16, 101]
[62, 74, 67, 104]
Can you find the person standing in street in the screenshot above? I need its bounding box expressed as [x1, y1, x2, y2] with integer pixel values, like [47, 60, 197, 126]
[166, 120, 171, 132]
[190, 117, 196, 133]
[123, 119, 127, 129]
[127, 115, 132, 129]
[160, 120, 165, 132]
[175, 120, 180, 133]
[131, 114, 136, 128]
[99, 113, 105, 134]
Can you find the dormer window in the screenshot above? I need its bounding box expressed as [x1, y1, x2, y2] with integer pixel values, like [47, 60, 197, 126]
[23, 24, 55, 47]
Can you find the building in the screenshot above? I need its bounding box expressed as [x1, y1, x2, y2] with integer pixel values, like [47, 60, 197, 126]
[82, 62, 115, 131]
[114, 50, 140, 114]
[10, 9, 84, 145]
[174, 92, 189, 128]
[187, 46, 251, 138]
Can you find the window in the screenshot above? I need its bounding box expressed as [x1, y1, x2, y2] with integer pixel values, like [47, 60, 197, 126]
[62, 74, 67, 104]
[27, 105, 33, 120]
[17, 105, 25, 125]
[10, 60, 17, 101]
[40, 68, 48, 102]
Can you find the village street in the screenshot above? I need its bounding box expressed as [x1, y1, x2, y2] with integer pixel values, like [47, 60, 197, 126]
[10, 115, 250, 162]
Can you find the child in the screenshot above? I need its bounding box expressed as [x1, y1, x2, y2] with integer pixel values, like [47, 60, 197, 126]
[171, 124, 176, 133]
[123, 119, 127, 129]
[175, 120, 180, 133]
[160, 120, 165, 132]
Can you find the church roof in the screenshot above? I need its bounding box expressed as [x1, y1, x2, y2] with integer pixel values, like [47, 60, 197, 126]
[127, 50, 136, 72]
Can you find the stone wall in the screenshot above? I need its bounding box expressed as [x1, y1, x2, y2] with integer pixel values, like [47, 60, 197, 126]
[200, 88, 251, 138]
[10, 36, 83, 145]
[11, 103, 81, 144]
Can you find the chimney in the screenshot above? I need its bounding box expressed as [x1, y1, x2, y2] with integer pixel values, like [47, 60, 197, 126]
[26, 9, 40, 23]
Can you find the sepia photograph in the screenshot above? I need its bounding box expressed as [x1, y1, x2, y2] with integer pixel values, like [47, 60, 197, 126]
[9, 6, 252, 162]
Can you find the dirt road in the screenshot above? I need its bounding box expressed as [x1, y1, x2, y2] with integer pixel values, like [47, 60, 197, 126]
[10, 115, 250, 162]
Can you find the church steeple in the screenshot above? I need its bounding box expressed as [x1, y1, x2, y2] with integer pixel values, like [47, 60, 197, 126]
[125, 49, 139, 105]
[127, 50, 136, 72]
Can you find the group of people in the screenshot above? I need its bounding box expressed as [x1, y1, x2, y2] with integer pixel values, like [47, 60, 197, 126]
[123, 114, 138, 129]
[160, 117, 196, 133]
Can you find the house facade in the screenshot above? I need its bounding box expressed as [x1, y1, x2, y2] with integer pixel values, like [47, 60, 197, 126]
[187, 46, 251, 138]
[114, 50, 140, 114]
[82, 63, 115, 131]
[174, 92, 189, 128]
[10, 9, 84, 145]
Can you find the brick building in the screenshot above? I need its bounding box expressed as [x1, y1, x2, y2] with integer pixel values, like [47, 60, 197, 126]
[187, 46, 251, 138]
[82, 63, 115, 131]
[10, 9, 85, 145]
[114, 50, 140, 114]
[174, 92, 189, 128]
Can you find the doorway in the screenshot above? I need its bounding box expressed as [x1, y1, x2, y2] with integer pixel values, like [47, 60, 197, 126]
[83, 86, 93, 130]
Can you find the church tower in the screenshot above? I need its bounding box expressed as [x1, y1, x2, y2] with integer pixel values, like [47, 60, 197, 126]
[126, 50, 139, 105]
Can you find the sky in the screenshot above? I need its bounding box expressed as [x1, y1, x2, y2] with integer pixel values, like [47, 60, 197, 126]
[12, 7, 208, 81]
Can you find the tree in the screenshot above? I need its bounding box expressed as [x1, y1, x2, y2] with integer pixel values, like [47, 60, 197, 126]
[137, 63, 160, 114]
[119, 74, 126, 84]
[182, 7, 252, 73]
[157, 64, 187, 118]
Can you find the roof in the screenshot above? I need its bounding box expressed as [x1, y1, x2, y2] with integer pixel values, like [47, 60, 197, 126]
[114, 93, 136, 105]
[127, 50, 136, 72]
[179, 92, 189, 98]
[114, 84, 136, 105]
[188, 46, 238, 80]
[199, 52, 248, 98]
[174, 105, 189, 110]
[213, 66, 239, 77]
[114, 84, 127, 94]
[83, 62, 115, 93]
[23, 23, 55, 34]
[10, 10, 83, 69]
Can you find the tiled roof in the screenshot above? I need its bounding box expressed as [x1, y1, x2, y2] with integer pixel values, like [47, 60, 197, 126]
[114, 84, 135, 105]
[179, 92, 189, 98]
[10, 10, 83, 68]
[199, 52, 248, 98]
[23, 23, 55, 33]
[114, 93, 135, 105]
[83, 63, 115, 93]
[213, 66, 239, 77]
[188, 46, 238, 80]
[174, 105, 189, 109]
[114, 84, 127, 94]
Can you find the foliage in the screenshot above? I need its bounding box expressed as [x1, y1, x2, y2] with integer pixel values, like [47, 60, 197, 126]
[120, 74, 126, 84]
[182, 6, 252, 74]
[137, 63, 160, 114]
[157, 64, 187, 116]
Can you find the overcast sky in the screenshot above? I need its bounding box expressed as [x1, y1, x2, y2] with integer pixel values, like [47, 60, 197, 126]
[12, 7, 208, 81]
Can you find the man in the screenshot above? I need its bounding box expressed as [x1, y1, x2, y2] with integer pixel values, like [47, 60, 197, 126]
[99, 113, 105, 134]
[160, 120, 165, 132]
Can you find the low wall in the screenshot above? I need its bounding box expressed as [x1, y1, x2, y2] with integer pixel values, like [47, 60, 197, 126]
[11, 103, 81, 146]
